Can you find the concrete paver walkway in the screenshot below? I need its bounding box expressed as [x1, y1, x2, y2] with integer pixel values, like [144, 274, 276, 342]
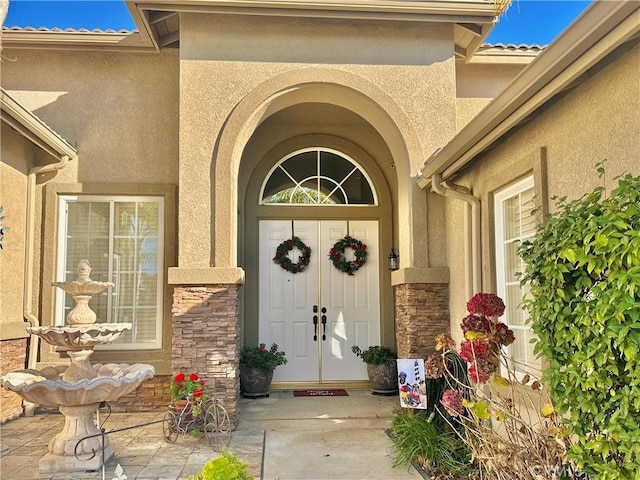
[0, 389, 421, 479]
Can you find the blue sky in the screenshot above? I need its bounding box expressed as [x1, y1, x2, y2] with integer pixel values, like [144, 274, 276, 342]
[4, 0, 593, 46]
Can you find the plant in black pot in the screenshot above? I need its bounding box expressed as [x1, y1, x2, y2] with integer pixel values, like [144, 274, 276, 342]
[239, 343, 287, 398]
[352, 345, 398, 395]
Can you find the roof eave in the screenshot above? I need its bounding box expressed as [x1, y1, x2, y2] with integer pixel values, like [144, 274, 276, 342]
[0, 29, 158, 52]
[417, 0, 640, 187]
[1, 88, 78, 160]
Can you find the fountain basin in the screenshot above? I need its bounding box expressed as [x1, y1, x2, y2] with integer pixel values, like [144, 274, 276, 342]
[27, 323, 132, 350]
[1, 363, 155, 408]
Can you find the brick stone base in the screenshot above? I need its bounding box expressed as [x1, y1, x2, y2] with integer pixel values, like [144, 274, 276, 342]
[394, 283, 450, 359]
[172, 285, 240, 427]
[106, 375, 171, 412]
[1, 338, 27, 423]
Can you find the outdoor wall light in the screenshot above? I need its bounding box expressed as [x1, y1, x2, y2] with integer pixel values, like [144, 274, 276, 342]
[388, 248, 399, 271]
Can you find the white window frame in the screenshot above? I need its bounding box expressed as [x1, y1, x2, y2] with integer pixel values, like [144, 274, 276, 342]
[56, 195, 164, 350]
[494, 176, 539, 376]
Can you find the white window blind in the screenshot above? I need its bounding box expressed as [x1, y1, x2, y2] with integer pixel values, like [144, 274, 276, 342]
[494, 177, 540, 375]
[56, 196, 164, 349]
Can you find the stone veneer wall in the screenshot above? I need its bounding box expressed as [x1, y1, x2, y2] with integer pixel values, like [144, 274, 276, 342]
[1, 338, 27, 422]
[106, 376, 171, 412]
[172, 285, 240, 427]
[394, 283, 450, 359]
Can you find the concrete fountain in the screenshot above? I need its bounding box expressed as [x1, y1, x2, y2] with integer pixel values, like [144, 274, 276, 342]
[1, 259, 155, 473]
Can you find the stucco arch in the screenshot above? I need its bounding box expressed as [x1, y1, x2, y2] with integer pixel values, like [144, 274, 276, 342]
[214, 67, 426, 268]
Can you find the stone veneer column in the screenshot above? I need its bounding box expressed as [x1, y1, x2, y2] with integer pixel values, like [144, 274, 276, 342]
[394, 283, 450, 359]
[172, 284, 240, 427]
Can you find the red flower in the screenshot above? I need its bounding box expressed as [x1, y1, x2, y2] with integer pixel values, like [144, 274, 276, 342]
[200, 380, 206, 386]
[460, 340, 491, 363]
[189, 373, 199, 382]
[361, 244, 367, 251]
[259, 346, 265, 352]
[193, 389, 204, 399]
[174, 372, 185, 383]
[468, 364, 490, 384]
[461, 314, 491, 335]
[495, 322, 516, 346]
[466, 293, 505, 317]
[442, 389, 464, 417]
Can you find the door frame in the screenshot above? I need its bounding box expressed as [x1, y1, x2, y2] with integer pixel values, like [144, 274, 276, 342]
[241, 136, 396, 386]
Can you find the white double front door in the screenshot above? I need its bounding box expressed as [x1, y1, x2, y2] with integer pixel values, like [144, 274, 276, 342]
[259, 220, 380, 383]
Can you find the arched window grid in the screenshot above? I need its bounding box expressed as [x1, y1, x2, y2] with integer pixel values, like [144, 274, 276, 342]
[259, 147, 377, 206]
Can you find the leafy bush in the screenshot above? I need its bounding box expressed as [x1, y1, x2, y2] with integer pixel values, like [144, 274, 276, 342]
[351, 345, 397, 365]
[239, 343, 287, 371]
[519, 170, 640, 479]
[188, 450, 254, 480]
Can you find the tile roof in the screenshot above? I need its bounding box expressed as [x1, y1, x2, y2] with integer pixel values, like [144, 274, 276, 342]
[481, 42, 546, 51]
[2, 26, 137, 34]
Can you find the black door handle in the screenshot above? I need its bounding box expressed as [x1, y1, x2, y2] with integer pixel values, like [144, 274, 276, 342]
[313, 305, 318, 341]
[321, 307, 327, 341]
[313, 315, 318, 341]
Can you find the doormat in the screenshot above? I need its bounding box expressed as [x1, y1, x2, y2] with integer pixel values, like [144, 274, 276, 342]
[293, 389, 349, 397]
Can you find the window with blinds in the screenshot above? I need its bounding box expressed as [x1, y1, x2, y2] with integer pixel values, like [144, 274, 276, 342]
[56, 196, 164, 349]
[494, 177, 540, 376]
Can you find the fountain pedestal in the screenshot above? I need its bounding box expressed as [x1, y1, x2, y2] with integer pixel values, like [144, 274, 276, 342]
[40, 404, 115, 473]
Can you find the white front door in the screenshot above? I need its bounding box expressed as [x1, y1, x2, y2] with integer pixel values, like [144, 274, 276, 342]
[259, 220, 380, 383]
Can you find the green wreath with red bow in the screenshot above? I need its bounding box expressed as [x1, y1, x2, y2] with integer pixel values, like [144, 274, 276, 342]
[273, 236, 312, 274]
[328, 235, 368, 276]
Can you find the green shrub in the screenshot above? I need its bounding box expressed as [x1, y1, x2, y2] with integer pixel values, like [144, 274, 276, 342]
[188, 450, 254, 480]
[351, 345, 397, 365]
[519, 170, 640, 479]
[239, 343, 287, 371]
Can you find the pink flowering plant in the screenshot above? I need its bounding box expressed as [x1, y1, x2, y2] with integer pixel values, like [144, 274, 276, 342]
[433, 293, 578, 479]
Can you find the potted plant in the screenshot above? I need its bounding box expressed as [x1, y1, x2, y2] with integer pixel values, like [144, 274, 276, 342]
[239, 343, 287, 398]
[169, 372, 208, 416]
[352, 345, 398, 395]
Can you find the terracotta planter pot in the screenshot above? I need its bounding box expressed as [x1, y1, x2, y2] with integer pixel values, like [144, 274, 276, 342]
[239, 366, 274, 398]
[172, 399, 193, 420]
[366, 363, 398, 395]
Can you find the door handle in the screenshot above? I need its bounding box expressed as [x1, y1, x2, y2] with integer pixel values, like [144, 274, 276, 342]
[313, 315, 318, 342]
[313, 306, 318, 341]
[321, 307, 327, 341]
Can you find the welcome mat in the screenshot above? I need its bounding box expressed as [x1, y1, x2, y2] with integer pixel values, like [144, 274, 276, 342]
[293, 389, 349, 397]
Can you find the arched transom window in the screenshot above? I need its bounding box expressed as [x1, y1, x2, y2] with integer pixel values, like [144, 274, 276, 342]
[260, 148, 376, 205]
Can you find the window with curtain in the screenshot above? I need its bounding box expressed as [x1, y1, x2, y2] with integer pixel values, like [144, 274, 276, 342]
[56, 196, 164, 349]
[494, 177, 540, 376]
[260, 148, 376, 205]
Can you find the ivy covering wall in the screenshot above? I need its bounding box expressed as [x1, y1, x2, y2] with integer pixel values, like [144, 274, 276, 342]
[519, 170, 640, 479]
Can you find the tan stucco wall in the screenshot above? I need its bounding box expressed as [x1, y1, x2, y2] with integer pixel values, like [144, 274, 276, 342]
[455, 62, 525, 131]
[1, 49, 179, 185]
[444, 43, 640, 341]
[0, 126, 32, 340]
[178, 13, 458, 274]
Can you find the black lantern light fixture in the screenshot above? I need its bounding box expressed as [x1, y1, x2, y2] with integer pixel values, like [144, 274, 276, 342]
[388, 248, 399, 271]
